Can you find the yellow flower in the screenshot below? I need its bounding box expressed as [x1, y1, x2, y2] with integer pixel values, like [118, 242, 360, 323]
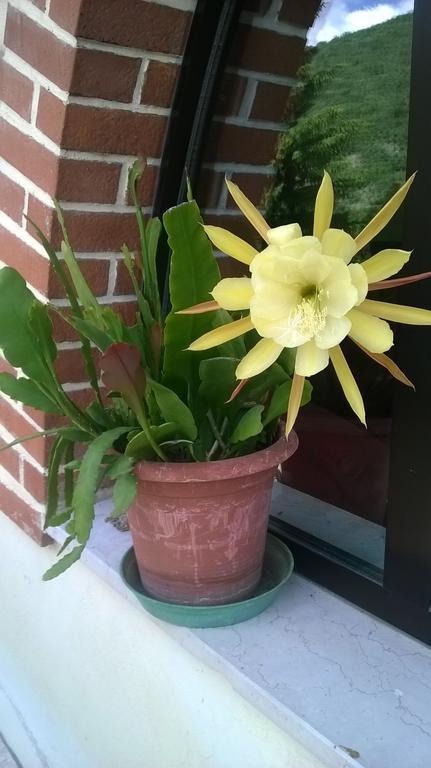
[180, 174, 431, 434]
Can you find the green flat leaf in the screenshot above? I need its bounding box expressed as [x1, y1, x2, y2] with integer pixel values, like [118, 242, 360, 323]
[73, 427, 131, 545]
[198, 357, 239, 406]
[0, 373, 62, 414]
[43, 544, 85, 581]
[0, 267, 53, 383]
[125, 422, 178, 459]
[150, 380, 197, 441]
[63, 315, 113, 351]
[231, 405, 265, 444]
[263, 379, 312, 426]
[45, 437, 69, 530]
[112, 472, 136, 518]
[58, 428, 94, 442]
[106, 455, 134, 479]
[29, 301, 57, 364]
[162, 201, 245, 398]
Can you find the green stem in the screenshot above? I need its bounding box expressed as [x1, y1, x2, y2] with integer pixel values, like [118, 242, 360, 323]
[134, 400, 166, 461]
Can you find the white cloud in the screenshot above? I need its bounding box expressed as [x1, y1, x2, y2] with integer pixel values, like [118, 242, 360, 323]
[308, 1, 414, 45]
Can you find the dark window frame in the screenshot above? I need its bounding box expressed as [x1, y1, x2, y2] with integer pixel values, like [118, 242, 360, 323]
[153, 0, 431, 644]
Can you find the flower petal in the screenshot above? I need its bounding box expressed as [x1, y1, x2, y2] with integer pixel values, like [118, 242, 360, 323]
[361, 249, 412, 282]
[295, 340, 329, 376]
[286, 373, 305, 436]
[211, 277, 253, 310]
[329, 345, 366, 426]
[321, 228, 356, 264]
[225, 179, 270, 242]
[203, 225, 257, 265]
[347, 308, 393, 353]
[348, 263, 368, 304]
[267, 223, 302, 247]
[177, 300, 219, 315]
[353, 340, 414, 389]
[360, 299, 431, 325]
[188, 316, 254, 351]
[355, 173, 416, 252]
[321, 257, 358, 316]
[315, 315, 351, 349]
[236, 338, 283, 379]
[313, 171, 334, 239]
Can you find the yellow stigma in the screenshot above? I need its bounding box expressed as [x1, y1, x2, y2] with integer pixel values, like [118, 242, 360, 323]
[288, 292, 327, 337]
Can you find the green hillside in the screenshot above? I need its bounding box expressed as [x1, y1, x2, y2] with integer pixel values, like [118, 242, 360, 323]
[266, 12, 413, 242]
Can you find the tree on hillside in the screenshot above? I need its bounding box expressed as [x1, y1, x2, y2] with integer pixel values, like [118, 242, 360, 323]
[265, 60, 362, 234]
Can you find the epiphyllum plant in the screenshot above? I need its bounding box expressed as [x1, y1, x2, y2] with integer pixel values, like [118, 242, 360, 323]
[184, 172, 431, 433]
[0, 162, 305, 583]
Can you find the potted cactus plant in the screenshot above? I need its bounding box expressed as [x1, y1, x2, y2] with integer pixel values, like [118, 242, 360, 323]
[0, 163, 430, 611]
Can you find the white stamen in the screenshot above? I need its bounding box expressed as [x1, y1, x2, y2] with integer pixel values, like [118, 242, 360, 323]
[288, 295, 327, 336]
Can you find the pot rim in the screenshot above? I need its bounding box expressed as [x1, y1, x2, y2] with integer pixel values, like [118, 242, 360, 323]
[134, 430, 298, 483]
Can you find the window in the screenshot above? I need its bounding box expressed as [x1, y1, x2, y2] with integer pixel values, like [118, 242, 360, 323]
[154, 0, 431, 644]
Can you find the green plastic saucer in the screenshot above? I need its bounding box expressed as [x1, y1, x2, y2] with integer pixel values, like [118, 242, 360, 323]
[120, 533, 294, 628]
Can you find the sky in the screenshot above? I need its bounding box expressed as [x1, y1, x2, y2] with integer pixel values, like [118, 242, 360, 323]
[308, 0, 414, 45]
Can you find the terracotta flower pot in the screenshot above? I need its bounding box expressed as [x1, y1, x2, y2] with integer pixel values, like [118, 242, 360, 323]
[127, 433, 298, 606]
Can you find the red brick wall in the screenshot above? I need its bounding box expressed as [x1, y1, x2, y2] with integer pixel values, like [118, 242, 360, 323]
[0, 0, 320, 542]
[0, 0, 193, 541]
[198, 0, 322, 262]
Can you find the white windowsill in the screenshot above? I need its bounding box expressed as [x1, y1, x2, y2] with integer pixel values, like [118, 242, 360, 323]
[49, 484, 431, 768]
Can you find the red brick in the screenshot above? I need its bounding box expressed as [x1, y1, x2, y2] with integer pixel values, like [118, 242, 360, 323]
[48, 0, 82, 34]
[0, 119, 58, 194]
[51, 307, 79, 343]
[54, 347, 101, 384]
[111, 300, 138, 326]
[36, 89, 66, 145]
[279, 0, 322, 28]
[50, 211, 140, 252]
[228, 172, 272, 209]
[126, 163, 158, 207]
[0, 397, 49, 465]
[195, 170, 224, 210]
[115, 260, 132, 296]
[0, 358, 15, 376]
[48, 258, 110, 299]
[0, 58, 33, 120]
[57, 159, 121, 204]
[204, 122, 279, 165]
[141, 61, 179, 108]
[0, 436, 20, 480]
[0, 226, 51, 294]
[0, 218, 109, 297]
[62, 104, 167, 156]
[23, 461, 47, 504]
[72, 49, 141, 102]
[0, 482, 50, 545]
[26, 195, 54, 239]
[4, 8, 75, 90]
[0, 174, 25, 224]
[30, 0, 47, 9]
[228, 24, 306, 78]
[250, 81, 292, 123]
[215, 74, 247, 117]
[76, 0, 191, 56]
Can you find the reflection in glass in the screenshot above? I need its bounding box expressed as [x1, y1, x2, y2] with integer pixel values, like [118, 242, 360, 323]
[266, 5, 413, 569]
